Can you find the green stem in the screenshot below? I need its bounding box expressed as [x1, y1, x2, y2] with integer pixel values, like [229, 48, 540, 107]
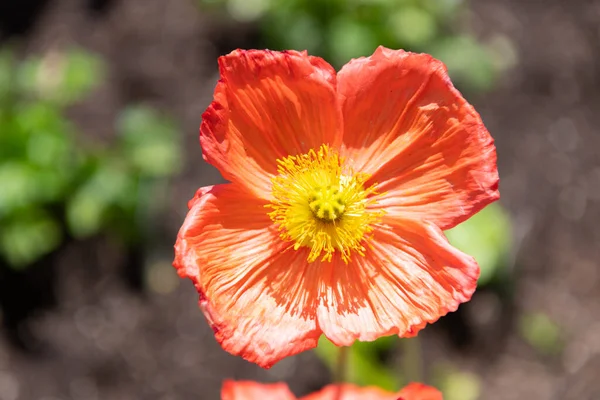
[334, 345, 349, 383]
[402, 337, 423, 384]
[333, 346, 349, 400]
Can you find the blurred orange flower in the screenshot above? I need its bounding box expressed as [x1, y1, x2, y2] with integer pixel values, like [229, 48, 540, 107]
[174, 47, 499, 368]
[221, 380, 443, 400]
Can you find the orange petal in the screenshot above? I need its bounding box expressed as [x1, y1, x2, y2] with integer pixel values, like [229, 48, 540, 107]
[221, 381, 442, 400]
[316, 216, 479, 345]
[222, 381, 296, 400]
[397, 383, 443, 400]
[173, 183, 321, 368]
[302, 384, 400, 400]
[338, 46, 498, 230]
[200, 49, 342, 199]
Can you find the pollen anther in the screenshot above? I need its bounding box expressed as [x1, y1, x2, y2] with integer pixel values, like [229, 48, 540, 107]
[266, 145, 382, 263]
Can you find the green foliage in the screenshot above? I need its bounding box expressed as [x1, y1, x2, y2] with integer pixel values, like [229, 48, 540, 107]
[433, 364, 481, 400]
[17, 49, 104, 105]
[0, 48, 181, 269]
[118, 106, 182, 178]
[0, 51, 14, 101]
[519, 312, 563, 356]
[314, 336, 400, 391]
[429, 35, 497, 92]
[0, 209, 62, 269]
[198, 0, 512, 91]
[65, 159, 134, 239]
[445, 203, 512, 286]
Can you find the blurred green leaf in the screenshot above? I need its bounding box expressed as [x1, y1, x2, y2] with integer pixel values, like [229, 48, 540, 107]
[328, 18, 377, 67]
[197, 0, 226, 8]
[430, 36, 497, 91]
[0, 49, 15, 100]
[1, 48, 178, 269]
[388, 7, 437, 47]
[283, 13, 323, 54]
[352, 334, 396, 355]
[16, 56, 38, 95]
[27, 130, 71, 167]
[118, 105, 182, 178]
[66, 161, 134, 238]
[519, 312, 563, 356]
[17, 49, 102, 104]
[422, 0, 464, 18]
[15, 102, 70, 139]
[0, 162, 40, 217]
[440, 371, 481, 400]
[35, 168, 69, 203]
[315, 337, 400, 391]
[445, 203, 512, 286]
[226, 0, 271, 21]
[351, 0, 402, 5]
[66, 189, 107, 238]
[61, 50, 103, 103]
[0, 210, 62, 269]
[89, 162, 133, 203]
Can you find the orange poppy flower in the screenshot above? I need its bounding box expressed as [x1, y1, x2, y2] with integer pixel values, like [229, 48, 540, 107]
[221, 380, 443, 400]
[174, 47, 499, 368]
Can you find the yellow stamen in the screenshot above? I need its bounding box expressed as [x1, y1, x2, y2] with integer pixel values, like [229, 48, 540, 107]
[266, 145, 382, 263]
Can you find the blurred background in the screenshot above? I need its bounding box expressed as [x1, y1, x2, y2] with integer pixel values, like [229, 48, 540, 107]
[0, 0, 599, 399]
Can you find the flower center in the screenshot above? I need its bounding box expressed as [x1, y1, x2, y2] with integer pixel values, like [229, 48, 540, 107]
[308, 185, 345, 221]
[267, 145, 381, 263]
